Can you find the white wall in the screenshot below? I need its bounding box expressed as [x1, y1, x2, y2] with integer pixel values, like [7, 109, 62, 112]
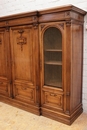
[0, 0, 87, 113]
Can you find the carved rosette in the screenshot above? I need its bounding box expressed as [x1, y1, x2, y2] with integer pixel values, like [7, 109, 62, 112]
[17, 29, 27, 51]
[65, 11, 70, 18]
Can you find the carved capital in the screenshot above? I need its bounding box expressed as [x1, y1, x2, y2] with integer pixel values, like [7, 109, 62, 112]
[66, 21, 71, 26]
[6, 21, 9, 25]
[33, 23, 38, 29]
[32, 16, 37, 22]
[6, 26, 10, 32]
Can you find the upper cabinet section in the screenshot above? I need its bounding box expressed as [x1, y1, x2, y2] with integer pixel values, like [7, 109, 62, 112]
[38, 5, 86, 23]
[0, 11, 38, 27]
[0, 5, 86, 28]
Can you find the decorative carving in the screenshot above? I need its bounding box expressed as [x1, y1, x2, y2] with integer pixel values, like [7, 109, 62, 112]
[58, 96, 61, 106]
[32, 16, 38, 29]
[66, 21, 71, 26]
[6, 21, 9, 25]
[6, 26, 10, 32]
[33, 23, 38, 29]
[32, 16, 37, 22]
[65, 11, 70, 17]
[58, 23, 64, 29]
[41, 25, 45, 30]
[17, 29, 27, 51]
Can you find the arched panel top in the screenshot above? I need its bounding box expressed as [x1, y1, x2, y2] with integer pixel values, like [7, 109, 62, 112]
[43, 26, 62, 88]
[43, 27, 62, 50]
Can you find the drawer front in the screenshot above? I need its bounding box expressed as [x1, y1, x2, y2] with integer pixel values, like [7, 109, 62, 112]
[42, 90, 64, 110]
[14, 84, 35, 104]
[0, 81, 9, 96]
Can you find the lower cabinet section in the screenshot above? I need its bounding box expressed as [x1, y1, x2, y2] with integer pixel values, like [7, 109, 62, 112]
[13, 84, 35, 104]
[42, 90, 64, 111]
[41, 106, 83, 125]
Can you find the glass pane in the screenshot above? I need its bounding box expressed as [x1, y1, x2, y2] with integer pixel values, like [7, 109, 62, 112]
[45, 51, 62, 62]
[44, 27, 62, 50]
[43, 27, 62, 88]
[44, 65, 62, 87]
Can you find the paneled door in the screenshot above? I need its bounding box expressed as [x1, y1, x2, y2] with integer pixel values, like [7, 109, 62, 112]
[40, 23, 65, 112]
[0, 28, 11, 97]
[10, 25, 38, 104]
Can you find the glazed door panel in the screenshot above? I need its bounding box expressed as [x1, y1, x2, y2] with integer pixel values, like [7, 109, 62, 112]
[0, 28, 11, 96]
[10, 25, 36, 103]
[40, 22, 65, 111]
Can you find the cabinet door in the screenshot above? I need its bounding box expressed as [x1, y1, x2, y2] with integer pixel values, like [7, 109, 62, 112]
[10, 25, 37, 104]
[40, 23, 65, 111]
[0, 28, 11, 97]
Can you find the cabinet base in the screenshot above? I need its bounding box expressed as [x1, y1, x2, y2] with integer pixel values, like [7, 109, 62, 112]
[0, 95, 83, 125]
[41, 106, 83, 125]
[0, 95, 40, 115]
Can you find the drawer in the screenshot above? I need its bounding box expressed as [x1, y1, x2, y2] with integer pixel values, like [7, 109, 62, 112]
[43, 91, 64, 110]
[14, 84, 35, 104]
[0, 81, 9, 96]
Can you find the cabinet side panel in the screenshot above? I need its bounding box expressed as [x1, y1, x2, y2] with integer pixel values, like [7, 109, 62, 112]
[71, 24, 83, 111]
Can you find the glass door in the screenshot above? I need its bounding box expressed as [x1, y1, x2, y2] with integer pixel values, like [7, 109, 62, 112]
[43, 27, 62, 88]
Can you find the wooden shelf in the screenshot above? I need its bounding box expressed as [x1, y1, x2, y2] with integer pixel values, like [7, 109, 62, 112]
[44, 49, 62, 52]
[45, 61, 62, 65]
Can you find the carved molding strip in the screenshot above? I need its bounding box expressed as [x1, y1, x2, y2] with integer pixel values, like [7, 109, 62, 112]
[0, 38, 2, 45]
[17, 29, 27, 51]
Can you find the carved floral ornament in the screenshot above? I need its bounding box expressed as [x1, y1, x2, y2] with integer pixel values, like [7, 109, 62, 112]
[17, 29, 27, 51]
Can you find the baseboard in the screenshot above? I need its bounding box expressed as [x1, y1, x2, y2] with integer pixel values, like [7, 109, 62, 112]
[0, 95, 40, 116]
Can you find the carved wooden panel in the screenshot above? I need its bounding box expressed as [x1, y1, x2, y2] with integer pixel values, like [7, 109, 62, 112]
[10, 25, 35, 85]
[0, 29, 7, 78]
[14, 84, 35, 103]
[43, 91, 63, 110]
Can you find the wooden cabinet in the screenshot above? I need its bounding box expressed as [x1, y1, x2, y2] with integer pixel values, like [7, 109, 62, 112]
[0, 5, 86, 125]
[10, 25, 36, 103]
[39, 6, 86, 124]
[0, 28, 11, 97]
[0, 11, 40, 115]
